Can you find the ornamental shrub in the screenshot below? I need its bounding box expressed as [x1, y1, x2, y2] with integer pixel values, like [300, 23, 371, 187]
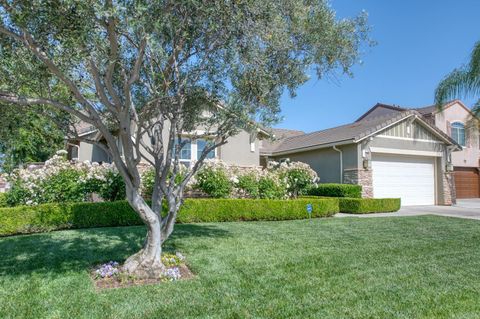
[5, 151, 125, 206]
[338, 198, 400, 214]
[236, 172, 260, 198]
[0, 198, 339, 236]
[98, 170, 126, 201]
[258, 173, 287, 199]
[273, 160, 319, 197]
[0, 192, 7, 207]
[194, 162, 232, 198]
[307, 183, 362, 198]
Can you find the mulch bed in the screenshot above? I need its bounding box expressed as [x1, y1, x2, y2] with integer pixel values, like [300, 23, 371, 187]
[92, 264, 195, 290]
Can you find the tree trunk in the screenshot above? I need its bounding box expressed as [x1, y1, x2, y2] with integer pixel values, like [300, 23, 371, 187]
[122, 188, 166, 278]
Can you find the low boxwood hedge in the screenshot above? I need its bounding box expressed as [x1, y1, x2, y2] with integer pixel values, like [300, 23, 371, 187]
[339, 198, 401, 214]
[0, 198, 339, 236]
[307, 183, 362, 198]
[0, 193, 7, 208]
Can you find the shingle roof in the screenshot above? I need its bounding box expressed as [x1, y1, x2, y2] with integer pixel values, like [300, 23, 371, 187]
[260, 128, 305, 154]
[266, 109, 460, 155]
[271, 110, 419, 154]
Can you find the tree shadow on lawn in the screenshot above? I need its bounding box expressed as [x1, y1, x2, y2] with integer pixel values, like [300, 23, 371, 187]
[0, 223, 229, 278]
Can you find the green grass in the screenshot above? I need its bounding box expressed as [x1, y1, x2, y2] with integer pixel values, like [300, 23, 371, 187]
[1, 216, 480, 318]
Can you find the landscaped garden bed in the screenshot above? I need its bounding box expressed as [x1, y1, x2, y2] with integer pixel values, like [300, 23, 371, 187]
[91, 253, 194, 290]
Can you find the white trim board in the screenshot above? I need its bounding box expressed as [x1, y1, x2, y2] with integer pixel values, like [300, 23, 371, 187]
[376, 135, 443, 144]
[369, 147, 442, 157]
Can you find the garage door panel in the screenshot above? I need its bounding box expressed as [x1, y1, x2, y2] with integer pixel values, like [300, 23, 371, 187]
[372, 154, 435, 206]
[454, 167, 480, 198]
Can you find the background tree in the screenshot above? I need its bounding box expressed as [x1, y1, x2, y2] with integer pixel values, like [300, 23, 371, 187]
[0, 105, 68, 172]
[435, 41, 480, 115]
[0, 0, 370, 277]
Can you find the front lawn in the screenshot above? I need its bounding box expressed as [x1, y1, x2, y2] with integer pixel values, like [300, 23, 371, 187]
[1, 216, 480, 318]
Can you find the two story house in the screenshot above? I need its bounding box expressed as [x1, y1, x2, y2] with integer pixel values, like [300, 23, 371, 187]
[355, 100, 480, 199]
[261, 100, 479, 206]
[68, 100, 478, 206]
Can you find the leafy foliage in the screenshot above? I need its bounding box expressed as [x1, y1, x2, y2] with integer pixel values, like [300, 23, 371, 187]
[0, 105, 68, 172]
[235, 173, 260, 198]
[0, 198, 339, 236]
[5, 152, 125, 206]
[271, 160, 319, 197]
[258, 173, 287, 199]
[195, 164, 232, 198]
[0, 192, 7, 207]
[307, 183, 362, 198]
[435, 41, 480, 117]
[338, 198, 401, 214]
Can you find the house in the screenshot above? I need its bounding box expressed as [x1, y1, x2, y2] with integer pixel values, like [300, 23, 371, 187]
[260, 102, 471, 206]
[69, 100, 478, 206]
[355, 100, 480, 199]
[67, 121, 268, 169]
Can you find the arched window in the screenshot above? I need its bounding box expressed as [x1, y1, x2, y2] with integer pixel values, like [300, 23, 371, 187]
[451, 122, 466, 146]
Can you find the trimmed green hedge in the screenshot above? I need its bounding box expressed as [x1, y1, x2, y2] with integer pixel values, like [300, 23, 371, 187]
[0, 198, 339, 236]
[339, 198, 401, 214]
[0, 193, 7, 208]
[307, 184, 362, 198]
[178, 198, 338, 223]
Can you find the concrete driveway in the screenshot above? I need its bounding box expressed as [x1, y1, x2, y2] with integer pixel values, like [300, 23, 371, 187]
[337, 199, 480, 220]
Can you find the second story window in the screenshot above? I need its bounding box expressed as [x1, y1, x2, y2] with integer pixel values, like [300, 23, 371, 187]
[451, 122, 466, 147]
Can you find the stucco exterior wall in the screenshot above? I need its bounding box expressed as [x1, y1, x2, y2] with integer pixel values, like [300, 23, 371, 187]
[435, 102, 480, 167]
[78, 142, 111, 163]
[219, 130, 260, 166]
[271, 143, 358, 183]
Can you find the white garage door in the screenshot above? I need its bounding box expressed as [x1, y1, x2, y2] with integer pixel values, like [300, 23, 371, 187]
[372, 154, 435, 206]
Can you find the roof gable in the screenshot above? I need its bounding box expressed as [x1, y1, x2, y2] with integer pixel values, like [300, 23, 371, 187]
[268, 110, 461, 156]
[355, 103, 406, 122]
[377, 117, 444, 143]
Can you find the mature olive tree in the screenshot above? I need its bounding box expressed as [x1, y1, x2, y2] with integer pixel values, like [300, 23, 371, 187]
[0, 0, 370, 277]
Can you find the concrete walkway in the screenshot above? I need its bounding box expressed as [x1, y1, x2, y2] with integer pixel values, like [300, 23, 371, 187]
[336, 199, 480, 220]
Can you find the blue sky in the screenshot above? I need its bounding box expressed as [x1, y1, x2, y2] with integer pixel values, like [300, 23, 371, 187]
[277, 0, 480, 133]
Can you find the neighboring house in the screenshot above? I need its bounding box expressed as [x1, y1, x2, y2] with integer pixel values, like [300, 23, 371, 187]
[67, 123, 269, 168]
[261, 104, 465, 206]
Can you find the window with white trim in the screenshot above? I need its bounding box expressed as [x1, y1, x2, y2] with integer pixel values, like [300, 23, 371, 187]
[451, 122, 466, 146]
[174, 138, 216, 166]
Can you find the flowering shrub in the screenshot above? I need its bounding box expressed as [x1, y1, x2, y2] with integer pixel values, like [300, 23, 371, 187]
[272, 160, 319, 197]
[194, 160, 232, 198]
[235, 172, 260, 198]
[258, 172, 287, 199]
[5, 150, 125, 206]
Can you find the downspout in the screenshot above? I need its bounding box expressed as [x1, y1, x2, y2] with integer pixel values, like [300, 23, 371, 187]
[333, 145, 343, 183]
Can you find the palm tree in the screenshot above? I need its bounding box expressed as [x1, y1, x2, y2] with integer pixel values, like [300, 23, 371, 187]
[435, 41, 480, 115]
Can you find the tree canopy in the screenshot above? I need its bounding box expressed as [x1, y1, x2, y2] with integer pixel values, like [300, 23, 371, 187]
[0, 0, 370, 277]
[0, 105, 68, 171]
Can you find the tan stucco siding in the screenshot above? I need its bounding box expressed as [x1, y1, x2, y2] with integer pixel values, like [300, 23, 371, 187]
[78, 142, 110, 163]
[271, 143, 358, 183]
[219, 130, 260, 166]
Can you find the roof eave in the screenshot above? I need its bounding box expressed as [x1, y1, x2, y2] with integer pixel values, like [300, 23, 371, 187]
[269, 139, 355, 157]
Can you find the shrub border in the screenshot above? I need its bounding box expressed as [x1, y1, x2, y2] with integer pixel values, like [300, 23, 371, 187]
[0, 198, 339, 236]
